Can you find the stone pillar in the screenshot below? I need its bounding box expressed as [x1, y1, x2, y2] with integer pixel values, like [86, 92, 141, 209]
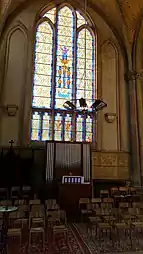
[125, 71, 141, 186]
[135, 71, 143, 185]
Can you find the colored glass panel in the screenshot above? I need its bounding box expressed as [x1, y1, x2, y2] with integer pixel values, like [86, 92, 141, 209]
[34, 74, 51, 86]
[76, 11, 86, 28]
[64, 114, 72, 141]
[54, 113, 63, 141]
[86, 115, 92, 142]
[76, 28, 94, 108]
[42, 113, 52, 140]
[76, 115, 84, 141]
[31, 112, 41, 140]
[55, 7, 74, 109]
[33, 21, 53, 108]
[43, 8, 56, 23]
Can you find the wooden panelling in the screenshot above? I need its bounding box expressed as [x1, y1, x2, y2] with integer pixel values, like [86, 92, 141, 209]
[0, 147, 46, 186]
[92, 151, 130, 180]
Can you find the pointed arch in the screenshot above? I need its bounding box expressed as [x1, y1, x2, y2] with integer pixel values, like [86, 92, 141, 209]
[31, 4, 96, 142]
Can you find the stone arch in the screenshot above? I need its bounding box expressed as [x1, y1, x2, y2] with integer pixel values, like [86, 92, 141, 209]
[0, 23, 28, 145]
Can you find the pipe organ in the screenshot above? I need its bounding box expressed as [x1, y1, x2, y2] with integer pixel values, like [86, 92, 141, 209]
[46, 142, 91, 182]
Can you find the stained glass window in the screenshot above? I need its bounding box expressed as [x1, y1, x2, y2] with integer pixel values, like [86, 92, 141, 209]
[76, 28, 94, 108]
[42, 113, 52, 140]
[43, 8, 56, 23]
[76, 115, 84, 141]
[76, 11, 86, 28]
[64, 114, 72, 141]
[33, 22, 53, 109]
[31, 112, 41, 140]
[31, 5, 96, 142]
[86, 115, 93, 142]
[55, 7, 74, 109]
[54, 113, 63, 141]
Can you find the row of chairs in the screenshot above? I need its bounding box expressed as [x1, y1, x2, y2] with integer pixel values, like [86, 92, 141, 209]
[111, 186, 136, 196]
[87, 205, 143, 244]
[0, 198, 59, 209]
[0, 198, 67, 251]
[79, 198, 143, 221]
[98, 187, 137, 199]
[79, 197, 141, 211]
[0, 186, 32, 200]
[79, 198, 114, 209]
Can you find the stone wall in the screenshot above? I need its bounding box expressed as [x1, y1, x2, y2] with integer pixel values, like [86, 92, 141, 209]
[0, 0, 130, 181]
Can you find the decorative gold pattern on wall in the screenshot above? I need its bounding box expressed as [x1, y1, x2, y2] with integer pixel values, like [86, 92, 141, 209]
[92, 150, 130, 180]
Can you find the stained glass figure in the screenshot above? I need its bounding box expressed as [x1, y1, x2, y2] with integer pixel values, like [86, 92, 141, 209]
[54, 113, 63, 141]
[31, 112, 41, 140]
[86, 115, 93, 142]
[55, 7, 74, 109]
[31, 5, 95, 142]
[64, 114, 72, 141]
[76, 115, 84, 141]
[42, 113, 52, 140]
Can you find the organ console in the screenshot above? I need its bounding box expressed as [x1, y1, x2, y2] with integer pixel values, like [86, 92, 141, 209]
[59, 175, 91, 215]
[62, 175, 84, 184]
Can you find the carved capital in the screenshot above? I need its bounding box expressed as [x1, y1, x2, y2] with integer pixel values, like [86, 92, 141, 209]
[125, 70, 143, 82]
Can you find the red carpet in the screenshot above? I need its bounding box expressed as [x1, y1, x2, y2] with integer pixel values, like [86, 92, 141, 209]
[7, 224, 91, 254]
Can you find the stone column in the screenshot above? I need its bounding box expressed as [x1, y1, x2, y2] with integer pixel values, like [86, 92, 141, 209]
[135, 71, 143, 185]
[125, 71, 141, 186]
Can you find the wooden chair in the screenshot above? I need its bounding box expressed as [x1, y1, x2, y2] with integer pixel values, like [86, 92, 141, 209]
[28, 208, 45, 251]
[110, 187, 119, 197]
[29, 205, 45, 228]
[80, 203, 92, 222]
[18, 204, 29, 214]
[31, 204, 44, 212]
[7, 228, 22, 246]
[101, 198, 114, 208]
[21, 186, 32, 199]
[0, 188, 8, 200]
[14, 200, 26, 206]
[111, 208, 120, 222]
[91, 198, 102, 208]
[8, 211, 22, 247]
[119, 186, 128, 196]
[45, 199, 59, 210]
[46, 210, 60, 228]
[132, 202, 143, 208]
[11, 186, 20, 200]
[97, 221, 112, 241]
[119, 202, 129, 208]
[79, 198, 90, 209]
[29, 199, 41, 210]
[0, 200, 12, 206]
[129, 187, 136, 195]
[9, 209, 28, 229]
[52, 210, 68, 249]
[100, 190, 109, 199]
[114, 221, 132, 246]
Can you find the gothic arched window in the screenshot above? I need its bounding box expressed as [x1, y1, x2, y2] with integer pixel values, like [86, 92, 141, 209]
[31, 5, 96, 142]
